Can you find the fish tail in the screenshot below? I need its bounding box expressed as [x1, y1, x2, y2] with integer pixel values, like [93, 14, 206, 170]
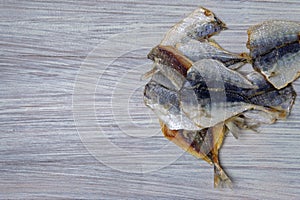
[214, 163, 233, 189]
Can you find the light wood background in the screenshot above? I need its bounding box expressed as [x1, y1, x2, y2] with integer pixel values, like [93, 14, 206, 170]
[1, 0, 300, 199]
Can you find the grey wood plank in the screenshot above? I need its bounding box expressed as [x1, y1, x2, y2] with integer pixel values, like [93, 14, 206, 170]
[1, 0, 300, 199]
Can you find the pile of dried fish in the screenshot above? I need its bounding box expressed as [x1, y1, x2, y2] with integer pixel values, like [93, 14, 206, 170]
[143, 7, 299, 188]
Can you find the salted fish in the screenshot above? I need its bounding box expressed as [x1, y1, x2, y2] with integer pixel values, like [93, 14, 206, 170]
[160, 7, 227, 46]
[247, 20, 300, 89]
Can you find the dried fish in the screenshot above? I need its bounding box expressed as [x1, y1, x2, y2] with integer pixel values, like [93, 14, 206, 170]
[143, 7, 298, 188]
[144, 66, 200, 130]
[179, 59, 295, 129]
[147, 45, 192, 77]
[161, 7, 227, 46]
[226, 71, 296, 138]
[144, 60, 295, 188]
[247, 20, 300, 89]
[160, 121, 232, 188]
[245, 71, 296, 118]
[152, 6, 246, 72]
[247, 20, 300, 57]
[176, 39, 250, 69]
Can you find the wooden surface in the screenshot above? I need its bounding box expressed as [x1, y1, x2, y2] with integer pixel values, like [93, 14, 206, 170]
[1, 0, 300, 199]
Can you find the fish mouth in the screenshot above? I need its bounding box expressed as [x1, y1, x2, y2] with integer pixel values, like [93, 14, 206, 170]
[215, 17, 227, 30]
[143, 81, 165, 106]
[143, 82, 155, 102]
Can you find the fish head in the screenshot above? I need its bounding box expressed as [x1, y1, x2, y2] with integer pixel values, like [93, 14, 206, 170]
[185, 7, 227, 40]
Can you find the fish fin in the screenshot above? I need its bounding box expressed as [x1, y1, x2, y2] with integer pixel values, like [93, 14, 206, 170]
[159, 121, 213, 164]
[210, 124, 233, 188]
[192, 59, 258, 89]
[140, 66, 158, 80]
[207, 39, 225, 50]
[225, 120, 240, 139]
[214, 163, 233, 189]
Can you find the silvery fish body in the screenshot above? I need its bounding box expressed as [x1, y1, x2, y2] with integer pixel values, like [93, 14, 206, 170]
[176, 39, 249, 69]
[179, 59, 296, 128]
[144, 64, 200, 130]
[160, 7, 227, 46]
[226, 71, 296, 138]
[144, 59, 296, 130]
[247, 20, 300, 89]
[156, 7, 247, 70]
[247, 20, 300, 57]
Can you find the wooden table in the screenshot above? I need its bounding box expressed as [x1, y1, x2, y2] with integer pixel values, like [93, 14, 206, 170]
[1, 0, 300, 199]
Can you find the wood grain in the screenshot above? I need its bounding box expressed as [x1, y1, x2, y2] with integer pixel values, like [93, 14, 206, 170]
[1, 0, 300, 199]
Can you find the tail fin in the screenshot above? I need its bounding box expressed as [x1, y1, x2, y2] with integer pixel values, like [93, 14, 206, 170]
[214, 164, 233, 189]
